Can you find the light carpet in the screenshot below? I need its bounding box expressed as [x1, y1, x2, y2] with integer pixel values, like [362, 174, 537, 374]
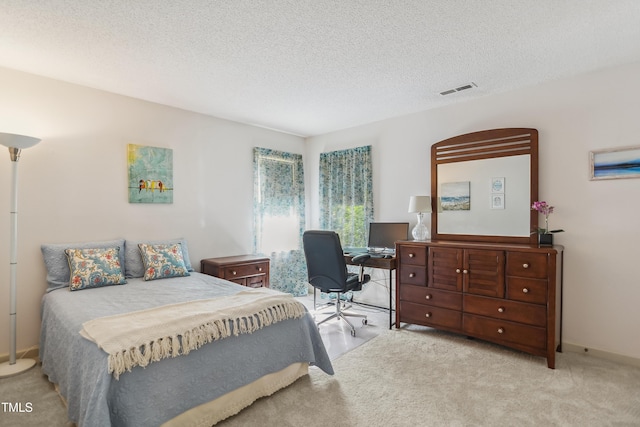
[219, 327, 640, 426]
[2, 328, 640, 426]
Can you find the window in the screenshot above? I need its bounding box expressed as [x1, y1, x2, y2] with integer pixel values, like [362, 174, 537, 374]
[319, 146, 373, 247]
[253, 147, 307, 296]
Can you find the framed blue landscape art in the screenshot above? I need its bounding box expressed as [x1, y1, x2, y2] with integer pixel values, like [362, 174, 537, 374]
[589, 145, 640, 181]
[127, 144, 173, 203]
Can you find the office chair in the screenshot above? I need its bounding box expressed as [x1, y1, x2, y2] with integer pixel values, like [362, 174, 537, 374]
[302, 230, 370, 336]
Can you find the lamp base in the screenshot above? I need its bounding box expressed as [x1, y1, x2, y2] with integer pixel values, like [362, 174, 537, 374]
[0, 358, 36, 378]
[412, 222, 430, 241]
[411, 212, 430, 241]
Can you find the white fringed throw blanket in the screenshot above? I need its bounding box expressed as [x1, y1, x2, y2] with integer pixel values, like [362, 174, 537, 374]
[80, 287, 306, 379]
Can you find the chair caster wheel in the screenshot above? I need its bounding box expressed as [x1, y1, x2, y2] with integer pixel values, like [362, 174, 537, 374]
[362, 319, 368, 325]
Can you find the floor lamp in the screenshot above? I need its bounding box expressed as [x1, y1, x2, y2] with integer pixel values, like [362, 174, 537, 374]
[0, 132, 41, 378]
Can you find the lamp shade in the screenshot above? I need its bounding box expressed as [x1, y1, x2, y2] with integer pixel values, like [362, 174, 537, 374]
[408, 196, 432, 213]
[0, 133, 41, 149]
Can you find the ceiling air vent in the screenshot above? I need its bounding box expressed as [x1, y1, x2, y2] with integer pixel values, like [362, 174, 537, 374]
[440, 82, 477, 96]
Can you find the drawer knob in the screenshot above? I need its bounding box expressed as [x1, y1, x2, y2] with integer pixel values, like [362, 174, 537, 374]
[522, 263, 529, 269]
[409, 253, 415, 258]
[463, 269, 468, 274]
[522, 288, 529, 294]
[232, 270, 237, 275]
[409, 273, 415, 278]
[425, 294, 432, 300]
[455, 268, 461, 273]
[497, 327, 504, 334]
[258, 267, 263, 272]
[425, 312, 432, 318]
[497, 307, 504, 313]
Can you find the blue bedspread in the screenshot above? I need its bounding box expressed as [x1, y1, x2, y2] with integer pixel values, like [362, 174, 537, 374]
[40, 273, 333, 426]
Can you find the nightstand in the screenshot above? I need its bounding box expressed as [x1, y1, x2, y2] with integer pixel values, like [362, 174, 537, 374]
[200, 255, 270, 288]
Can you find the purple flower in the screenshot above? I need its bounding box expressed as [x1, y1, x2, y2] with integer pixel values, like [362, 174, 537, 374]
[531, 201, 562, 234]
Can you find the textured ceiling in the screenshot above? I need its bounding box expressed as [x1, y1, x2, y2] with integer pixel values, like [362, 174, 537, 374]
[1, 1, 640, 137]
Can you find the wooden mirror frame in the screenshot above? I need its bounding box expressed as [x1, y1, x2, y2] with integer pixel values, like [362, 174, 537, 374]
[431, 128, 539, 244]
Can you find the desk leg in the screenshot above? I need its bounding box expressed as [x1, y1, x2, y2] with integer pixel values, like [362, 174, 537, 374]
[389, 269, 394, 329]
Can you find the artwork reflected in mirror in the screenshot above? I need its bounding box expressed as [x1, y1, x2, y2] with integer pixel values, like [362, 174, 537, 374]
[440, 181, 470, 211]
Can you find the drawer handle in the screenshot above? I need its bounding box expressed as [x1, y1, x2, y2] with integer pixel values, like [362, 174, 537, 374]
[258, 267, 263, 272]
[463, 269, 468, 274]
[425, 312, 432, 318]
[409, 273, 415, 278]
[455, 268, 461, 273]
[232, 270, 237, 275]
[522, 263, 529, 269]
[425, 294, 432, 300]
[522, 288, 529, 294]
[497, 327, 504, 334]
[497, 307, 504, 313]
[409, 253, 415, 258]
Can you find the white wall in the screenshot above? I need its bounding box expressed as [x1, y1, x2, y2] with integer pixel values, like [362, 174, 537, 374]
[306, 62, 640, 361]
[0, 67, 305, 355]
[3, 61, 639, 363]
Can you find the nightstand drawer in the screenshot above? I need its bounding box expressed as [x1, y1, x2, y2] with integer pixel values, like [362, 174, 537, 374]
[224, 262, 268, 280]
[201, 255, 270, 288]
[246, 274, 268, 288]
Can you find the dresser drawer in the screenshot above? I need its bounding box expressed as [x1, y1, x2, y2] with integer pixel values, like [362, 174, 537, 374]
[399, 301, 462, 330]
[463, 313, 546, 350]
[463, 294, 546, 327]
[506, 252, 548, 279]
[399, 265, 427, 286]
[398, 245, 427, 266]
[400, 285, 462, 311]
[224, 262, 269, 280]
[506, 277, 547, 305]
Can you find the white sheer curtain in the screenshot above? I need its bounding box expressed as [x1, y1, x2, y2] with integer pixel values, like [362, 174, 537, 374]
[253, 148, 308, 296]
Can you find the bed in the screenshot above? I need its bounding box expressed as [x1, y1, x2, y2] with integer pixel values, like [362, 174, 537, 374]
[39, 238, 333, 426]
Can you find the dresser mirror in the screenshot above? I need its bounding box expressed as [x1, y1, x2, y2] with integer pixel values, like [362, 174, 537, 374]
[431, 128, 539, 244]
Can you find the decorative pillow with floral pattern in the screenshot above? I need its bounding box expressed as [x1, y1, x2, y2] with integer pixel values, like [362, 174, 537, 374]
[65, 247, 127, 291]
[138, 243, 190, 281]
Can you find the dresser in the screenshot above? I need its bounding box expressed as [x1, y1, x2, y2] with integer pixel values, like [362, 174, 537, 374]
[200, 255, 270, 288]
[396, 240, 563, 368]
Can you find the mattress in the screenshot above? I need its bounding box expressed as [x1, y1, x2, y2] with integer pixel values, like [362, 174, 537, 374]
[40, 272, 333, 426]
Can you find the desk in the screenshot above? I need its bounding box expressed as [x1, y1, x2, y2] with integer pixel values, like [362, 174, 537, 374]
[344, 254, 396, 329]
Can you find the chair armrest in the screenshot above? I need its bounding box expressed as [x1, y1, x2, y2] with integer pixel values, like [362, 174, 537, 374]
[351, 253, 371, 265]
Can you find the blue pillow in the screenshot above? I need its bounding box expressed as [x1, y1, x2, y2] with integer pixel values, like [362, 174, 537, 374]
[65, 247, 127, 291]
[42, 239, 126, 292]
[138, 243, 190, 281]
[124, 238, 193, 278]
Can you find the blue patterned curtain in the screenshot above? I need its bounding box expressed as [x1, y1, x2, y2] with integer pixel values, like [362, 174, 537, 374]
[253, 148, 308, 296]
[319, 146, 374, 247]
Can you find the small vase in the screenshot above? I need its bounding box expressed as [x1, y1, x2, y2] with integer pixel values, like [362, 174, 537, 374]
[538, 233, 553, 246]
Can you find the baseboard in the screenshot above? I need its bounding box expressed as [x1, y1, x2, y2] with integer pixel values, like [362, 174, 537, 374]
[0, 347, 40, 364]
[563, 342, 640, 368]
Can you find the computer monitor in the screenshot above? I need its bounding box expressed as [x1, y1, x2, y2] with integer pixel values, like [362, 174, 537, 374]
[367, 222, 409, 252]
